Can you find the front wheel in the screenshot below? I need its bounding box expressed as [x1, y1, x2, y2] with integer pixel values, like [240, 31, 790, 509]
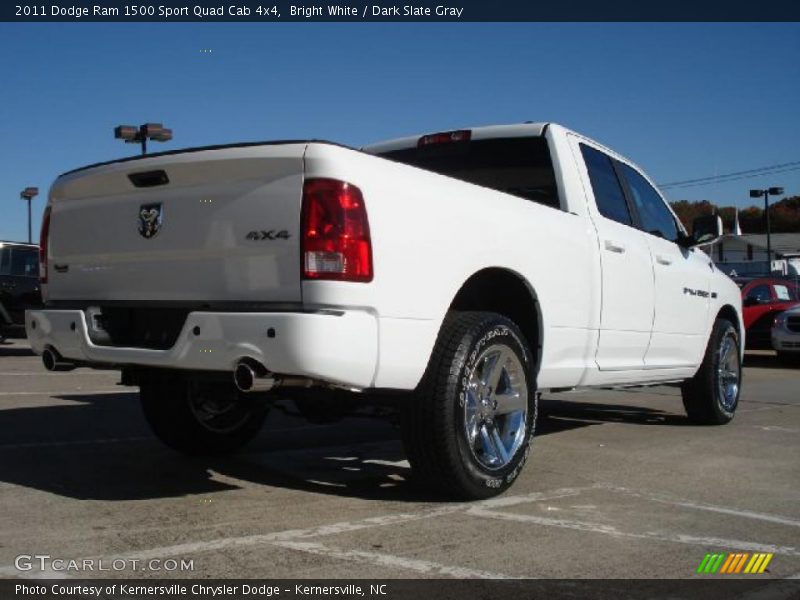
[141, 376, 268, 455]
[681, 318, 742, 425]
[400, 311, 537, 499]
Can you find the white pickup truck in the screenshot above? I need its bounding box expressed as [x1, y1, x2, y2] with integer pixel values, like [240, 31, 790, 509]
[26, 123, 743, 499]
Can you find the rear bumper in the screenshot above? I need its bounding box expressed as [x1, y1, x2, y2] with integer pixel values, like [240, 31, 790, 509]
[25, 309, 379, 388]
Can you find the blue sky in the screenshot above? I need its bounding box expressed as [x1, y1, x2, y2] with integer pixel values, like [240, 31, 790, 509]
[1, 22, 798, 241]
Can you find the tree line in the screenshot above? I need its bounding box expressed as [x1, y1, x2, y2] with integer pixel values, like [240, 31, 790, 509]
[669, 196, 800, 234]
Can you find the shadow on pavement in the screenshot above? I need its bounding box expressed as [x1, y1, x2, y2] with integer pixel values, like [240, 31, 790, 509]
[540, 397, 690, 427]
[0, 389, 689, 502]
[0, 345, 35, 357]
[743, 351, 799, 370]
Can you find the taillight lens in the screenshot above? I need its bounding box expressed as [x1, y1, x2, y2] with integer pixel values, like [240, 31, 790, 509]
[301, 178, 372, 282]
[39, 206, 51, 284]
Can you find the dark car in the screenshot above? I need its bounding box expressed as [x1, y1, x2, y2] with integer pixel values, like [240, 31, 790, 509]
[734, 276, 800, 349]
[0, 241, 42, 340]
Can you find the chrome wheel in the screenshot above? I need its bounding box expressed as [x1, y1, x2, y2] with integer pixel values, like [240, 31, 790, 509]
[717, 332, 740, 410]
[464, 343, 528, 470]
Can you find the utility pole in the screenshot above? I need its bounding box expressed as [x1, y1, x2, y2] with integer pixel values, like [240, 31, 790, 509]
[749, 187, 784, 275]
[20, 187, 39, 244]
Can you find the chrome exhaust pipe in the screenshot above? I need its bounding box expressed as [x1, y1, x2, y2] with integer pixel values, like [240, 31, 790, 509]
[42, 347, 76, 372]
[234, 360, 277, 393]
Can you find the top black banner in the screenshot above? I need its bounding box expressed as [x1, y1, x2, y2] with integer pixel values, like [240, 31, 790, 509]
[4, 0, 800, 22]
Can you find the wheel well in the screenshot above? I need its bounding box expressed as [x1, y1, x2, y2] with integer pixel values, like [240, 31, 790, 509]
[448, 268, 541, 365]
[717, 304, 741, 338]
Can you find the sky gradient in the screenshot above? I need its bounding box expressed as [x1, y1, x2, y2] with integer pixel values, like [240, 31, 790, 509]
[1, 22, 798, 241]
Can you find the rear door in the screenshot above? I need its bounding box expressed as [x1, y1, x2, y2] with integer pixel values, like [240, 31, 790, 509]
[575, 141, 655, 371]
[46, 143, 307, 304]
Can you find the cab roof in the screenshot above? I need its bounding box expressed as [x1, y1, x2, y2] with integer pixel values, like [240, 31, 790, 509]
[362, 122, 550, 154]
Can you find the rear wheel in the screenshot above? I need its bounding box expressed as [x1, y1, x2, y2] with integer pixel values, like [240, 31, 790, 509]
[400, 311, 537, 499]
[141, 375, 268, 455]
[681, 318, 741, 425]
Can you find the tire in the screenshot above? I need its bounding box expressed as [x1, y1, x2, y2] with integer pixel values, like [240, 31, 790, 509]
[681, 318, 741, 425]
[400, 311, 537, 500]
[141, 375, 268, 455]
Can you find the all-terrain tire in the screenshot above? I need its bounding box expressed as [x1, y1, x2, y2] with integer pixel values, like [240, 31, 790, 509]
[400, 311, 537, 500]
[681, 318, 741, 425]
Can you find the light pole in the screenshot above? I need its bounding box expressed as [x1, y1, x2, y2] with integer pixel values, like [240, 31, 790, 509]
[20, 187, 39, 244]
[114, 123, 173, 155]
[749, 186, 784, 275]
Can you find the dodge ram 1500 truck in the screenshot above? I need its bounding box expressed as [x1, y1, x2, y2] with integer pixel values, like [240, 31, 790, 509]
[26, 123, 743, 499]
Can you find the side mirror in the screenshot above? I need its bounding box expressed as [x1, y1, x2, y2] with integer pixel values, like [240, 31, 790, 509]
[682, 214, 723, 248]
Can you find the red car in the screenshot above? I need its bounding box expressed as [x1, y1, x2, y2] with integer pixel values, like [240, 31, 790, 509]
[735, 277, 800, 349]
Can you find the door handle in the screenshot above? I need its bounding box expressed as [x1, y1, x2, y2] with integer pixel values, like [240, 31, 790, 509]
[604, 240, 626, 254]
[656, 255, 672, 266]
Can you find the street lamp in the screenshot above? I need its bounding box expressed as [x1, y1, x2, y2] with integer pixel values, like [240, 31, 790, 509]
[749, 186, 784, 274]
[114, 122, 173, 155]
[19, 187, 39, 244]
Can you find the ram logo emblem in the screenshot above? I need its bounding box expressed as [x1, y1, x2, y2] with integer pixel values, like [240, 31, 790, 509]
[138, 203, 163, 239]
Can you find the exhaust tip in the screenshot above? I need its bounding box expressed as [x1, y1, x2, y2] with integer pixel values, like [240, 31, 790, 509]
[42, 347, 76, 372]
[233, 359, 276, 393]
[234, 362, 256, 392]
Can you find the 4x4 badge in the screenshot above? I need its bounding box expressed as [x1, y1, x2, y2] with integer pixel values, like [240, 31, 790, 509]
[138, 203, 163, 239]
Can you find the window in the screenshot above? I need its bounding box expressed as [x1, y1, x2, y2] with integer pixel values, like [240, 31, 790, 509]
[377, 137, 562, 209]
[619, 164, 680, 242]
[774, 284, 798, 302]
[746, 284, 772, 304]
[580, 144, 632, 226]
[10, 248, 39, 277]
[0, 247, 9, 275]
[0, 247, 39, 278]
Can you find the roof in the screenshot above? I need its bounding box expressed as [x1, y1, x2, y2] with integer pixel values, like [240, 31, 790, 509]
[362, 122, 550, 154]
[0, 241, 38, 248]
[719, 233, 800, 256]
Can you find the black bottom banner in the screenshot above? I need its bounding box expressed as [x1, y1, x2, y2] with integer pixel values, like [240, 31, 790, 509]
[2, 579, 800, 600]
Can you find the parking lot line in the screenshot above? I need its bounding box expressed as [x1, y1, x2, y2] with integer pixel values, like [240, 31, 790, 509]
[466, 507, 800, 556]
[600, 484, 800, 528]
[273, 540, 515, 579]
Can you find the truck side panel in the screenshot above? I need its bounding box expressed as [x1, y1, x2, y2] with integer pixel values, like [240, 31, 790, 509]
[302, 135, 599, 390]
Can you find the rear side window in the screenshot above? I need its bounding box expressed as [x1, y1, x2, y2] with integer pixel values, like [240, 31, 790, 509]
[619, 164, 680, 243]
[0, 247, 39, 277]
[580, 144, 632, 226]
[11, 248, 39, 277]
[377, 137, 561, 209]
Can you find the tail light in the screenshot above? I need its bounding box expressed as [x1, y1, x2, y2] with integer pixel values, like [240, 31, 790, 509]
[301, 178, 372, 282]
[39, 206, 51, 284]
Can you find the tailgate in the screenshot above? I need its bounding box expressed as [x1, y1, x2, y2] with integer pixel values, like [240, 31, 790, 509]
[46, 143, 307, 303]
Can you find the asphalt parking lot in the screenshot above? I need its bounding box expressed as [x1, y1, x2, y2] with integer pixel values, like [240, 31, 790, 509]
[0, 339, 798, 582]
